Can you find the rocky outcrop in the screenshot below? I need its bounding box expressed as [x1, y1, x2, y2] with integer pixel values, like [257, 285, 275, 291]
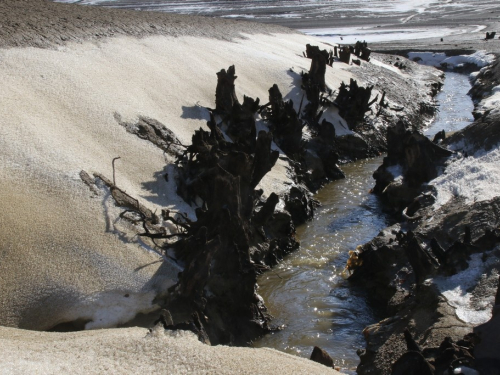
[386, 277, 500, 375]
[351, 77, 500, 370]
[351, 181, 500, 374]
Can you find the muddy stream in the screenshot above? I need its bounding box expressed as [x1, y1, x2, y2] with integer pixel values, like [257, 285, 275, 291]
[253, 70, 474, 372]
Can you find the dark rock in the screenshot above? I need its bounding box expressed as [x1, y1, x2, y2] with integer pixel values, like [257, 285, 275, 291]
[310, 346, 335, 368]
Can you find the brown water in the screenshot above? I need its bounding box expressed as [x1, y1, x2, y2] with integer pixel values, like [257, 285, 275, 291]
[254, 157, 390, 372]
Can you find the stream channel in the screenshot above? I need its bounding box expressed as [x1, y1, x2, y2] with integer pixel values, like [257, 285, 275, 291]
[253, 70, 475, 372]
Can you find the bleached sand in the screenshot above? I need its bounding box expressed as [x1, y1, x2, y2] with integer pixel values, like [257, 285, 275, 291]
[0, 326, 340, 374]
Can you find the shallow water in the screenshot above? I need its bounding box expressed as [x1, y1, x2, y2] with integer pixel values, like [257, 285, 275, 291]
[254, 158, 389, 372]
[253, 70, 474, 372]
[424, 72, 474, 137]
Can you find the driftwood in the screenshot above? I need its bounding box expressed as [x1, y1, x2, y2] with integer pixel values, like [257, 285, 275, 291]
[353, 40, 371, 62]
[116, 115, 186, 157]
[215, 65, 239, 114]
[338, 47, 351, 64]
[335, 78, 374, 129]
[168, 66, 304, 345]
[486, 31, 496, 40]
[263, 84, 304, 156]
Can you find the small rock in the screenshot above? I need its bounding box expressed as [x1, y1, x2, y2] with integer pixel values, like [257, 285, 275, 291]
[310, 346, 335, 368]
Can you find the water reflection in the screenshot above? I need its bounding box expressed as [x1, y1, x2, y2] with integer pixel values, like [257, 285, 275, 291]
[425, 72, 473, 137]
[255, 158, 390, 371]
